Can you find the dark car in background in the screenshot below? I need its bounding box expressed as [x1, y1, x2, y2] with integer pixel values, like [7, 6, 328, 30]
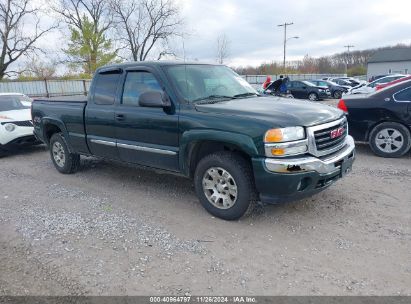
[369, 74, 388, 82]
[338, 80, 411, 158]
[287, 80, 330, 101]
[310, 80, 350, 99]
[331, 78, 358, 87]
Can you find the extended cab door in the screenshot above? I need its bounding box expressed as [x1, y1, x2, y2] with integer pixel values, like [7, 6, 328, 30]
[85, 68, 122, 159]
[114, 68, 179, 171]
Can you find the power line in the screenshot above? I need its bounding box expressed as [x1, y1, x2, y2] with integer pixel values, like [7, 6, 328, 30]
[343, 45, 355, 75]
[344, 45, 355, 52]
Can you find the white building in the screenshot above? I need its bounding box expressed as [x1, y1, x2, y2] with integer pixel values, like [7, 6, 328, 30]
[367, 48, 411, 80]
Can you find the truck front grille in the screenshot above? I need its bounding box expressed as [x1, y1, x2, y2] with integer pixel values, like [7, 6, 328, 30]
[307, 117, 348, 157]
[314, 119, 347, 151]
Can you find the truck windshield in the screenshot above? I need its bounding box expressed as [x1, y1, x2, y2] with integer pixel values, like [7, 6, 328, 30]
[165, 65, 258, 102]
[0, 96, 29, 111]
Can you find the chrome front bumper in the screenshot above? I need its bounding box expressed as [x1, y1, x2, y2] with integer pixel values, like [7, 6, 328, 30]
[265, 136, 355, 175]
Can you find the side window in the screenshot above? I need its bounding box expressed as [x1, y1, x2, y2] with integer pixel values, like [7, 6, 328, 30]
[394, 87, 411, 101]
[94, 72, 121, 105]
[295, 82, 303, 88]
[122, 71, 162, 106]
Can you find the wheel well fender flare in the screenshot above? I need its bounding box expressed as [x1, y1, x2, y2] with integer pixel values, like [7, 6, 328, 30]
[42, 118, 69, 145]
[180, 130, 259, 176]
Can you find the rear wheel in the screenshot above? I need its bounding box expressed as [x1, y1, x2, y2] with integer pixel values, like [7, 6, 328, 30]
[49, 133, 80, 173]
[308, 92, 318, 101]
[369, 122, 411, 158]
[194, 151, 256, 220]
[333, 90, 343, 99]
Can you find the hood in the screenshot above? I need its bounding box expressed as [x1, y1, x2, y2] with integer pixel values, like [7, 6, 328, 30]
[0, 108, 31, 122]
[194, 96, 344, 128]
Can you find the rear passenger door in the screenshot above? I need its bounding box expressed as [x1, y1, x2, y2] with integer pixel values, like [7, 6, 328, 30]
[292, 81, 306, 98]
[85, 68, 122, 159]
[114, 68, 179, 171]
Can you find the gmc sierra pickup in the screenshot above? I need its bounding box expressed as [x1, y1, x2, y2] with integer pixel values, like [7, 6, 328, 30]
[32, 62, 355, 220]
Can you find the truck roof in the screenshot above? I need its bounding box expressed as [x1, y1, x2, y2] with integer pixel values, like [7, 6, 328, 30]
[97, 61, 221, 72]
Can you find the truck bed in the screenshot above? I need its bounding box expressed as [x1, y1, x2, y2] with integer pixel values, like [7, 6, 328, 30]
[32, 97, 89, 154]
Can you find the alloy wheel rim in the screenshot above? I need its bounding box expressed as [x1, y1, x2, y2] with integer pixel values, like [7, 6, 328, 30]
[202, 167, 238, 209]
[309, 93, 316, 101]
[375, 128, 404, 153]
[52, 142, 66, 167]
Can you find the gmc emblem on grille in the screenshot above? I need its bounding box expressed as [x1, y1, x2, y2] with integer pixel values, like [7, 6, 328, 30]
[330, 127, 344, 139]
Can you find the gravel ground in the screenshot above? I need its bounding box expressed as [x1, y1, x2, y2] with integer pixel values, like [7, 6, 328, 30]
[0, 132, 410, 295]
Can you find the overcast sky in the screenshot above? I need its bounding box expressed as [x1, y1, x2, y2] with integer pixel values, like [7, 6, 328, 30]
[172, 0, 411, 67]
[31, 0, 411, 70]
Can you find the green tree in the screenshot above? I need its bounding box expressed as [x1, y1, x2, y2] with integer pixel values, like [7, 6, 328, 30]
[65, 16, 117, 75]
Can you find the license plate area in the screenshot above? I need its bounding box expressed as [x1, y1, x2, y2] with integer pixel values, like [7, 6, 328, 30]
[340, 159, 352, 177]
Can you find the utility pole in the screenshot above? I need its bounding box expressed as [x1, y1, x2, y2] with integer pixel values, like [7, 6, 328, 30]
[278, 22, 298, 73]
[344, 45, 354, 75]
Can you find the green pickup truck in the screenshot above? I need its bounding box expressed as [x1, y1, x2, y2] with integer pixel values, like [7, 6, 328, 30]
[32, 62, 355, 220]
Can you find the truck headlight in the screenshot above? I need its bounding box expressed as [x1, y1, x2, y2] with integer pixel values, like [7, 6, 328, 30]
[4, 123, 16, 132]
[264, 127, 307, 157]
[265, 140, 308, 157]
[264, 127, 305, 143]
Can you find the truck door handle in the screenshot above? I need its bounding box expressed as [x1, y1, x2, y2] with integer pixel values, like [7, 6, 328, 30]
[116, 114, 125, 121]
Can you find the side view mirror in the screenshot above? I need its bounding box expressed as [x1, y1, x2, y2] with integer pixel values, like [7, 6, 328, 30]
[139, 90, 171, 108]
[302, 86, 307, 89]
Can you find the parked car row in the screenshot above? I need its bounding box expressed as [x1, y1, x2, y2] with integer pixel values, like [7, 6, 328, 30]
[344, 74, 409, 95]
[264, 77, 356, 100]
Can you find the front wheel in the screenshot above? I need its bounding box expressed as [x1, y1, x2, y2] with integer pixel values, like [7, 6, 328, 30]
[49, 133, 80, 174]
[308, 92, 318, 101]
[369, 122, 411, 158]
[194, 151, 256, 220]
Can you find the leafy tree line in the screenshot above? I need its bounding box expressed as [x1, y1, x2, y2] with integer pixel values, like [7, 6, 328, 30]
[234, 43, 411, 76]
[0, 0, 182, 80]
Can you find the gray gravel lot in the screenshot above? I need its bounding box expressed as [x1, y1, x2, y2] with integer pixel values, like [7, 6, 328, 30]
[0, 121, 410, 296]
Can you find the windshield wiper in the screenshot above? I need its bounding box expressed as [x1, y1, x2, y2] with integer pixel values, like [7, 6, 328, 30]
[233, 92, 260, 98]
[192, 95, 236, 103]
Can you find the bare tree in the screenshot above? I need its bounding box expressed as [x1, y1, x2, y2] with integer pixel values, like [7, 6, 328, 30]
[21, 56, 57, 79]
[111, 0, 182, 61]
[0, 0, 57, 79]
[216, 33, 230, 64]
[53, 0, 116, 74]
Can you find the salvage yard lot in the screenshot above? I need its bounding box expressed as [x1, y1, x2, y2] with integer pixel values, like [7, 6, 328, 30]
[1, 133, 410, 296]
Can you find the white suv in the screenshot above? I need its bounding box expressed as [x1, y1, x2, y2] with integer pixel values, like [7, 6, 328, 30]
[0, 93, 38, 155]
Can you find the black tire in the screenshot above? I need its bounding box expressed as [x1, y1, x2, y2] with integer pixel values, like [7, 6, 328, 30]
[369, 122, 411, 158]
[49, 133, 80, 174]
[194, 151, 257, 220]
[333, 90, 342, 99]
[308, 92, 318, 101]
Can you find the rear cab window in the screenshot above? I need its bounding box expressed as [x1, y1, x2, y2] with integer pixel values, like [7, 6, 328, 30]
[93, 70, 122, 105]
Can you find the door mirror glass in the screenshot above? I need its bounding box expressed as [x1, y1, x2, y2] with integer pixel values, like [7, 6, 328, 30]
[139, 90, 171, 108]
